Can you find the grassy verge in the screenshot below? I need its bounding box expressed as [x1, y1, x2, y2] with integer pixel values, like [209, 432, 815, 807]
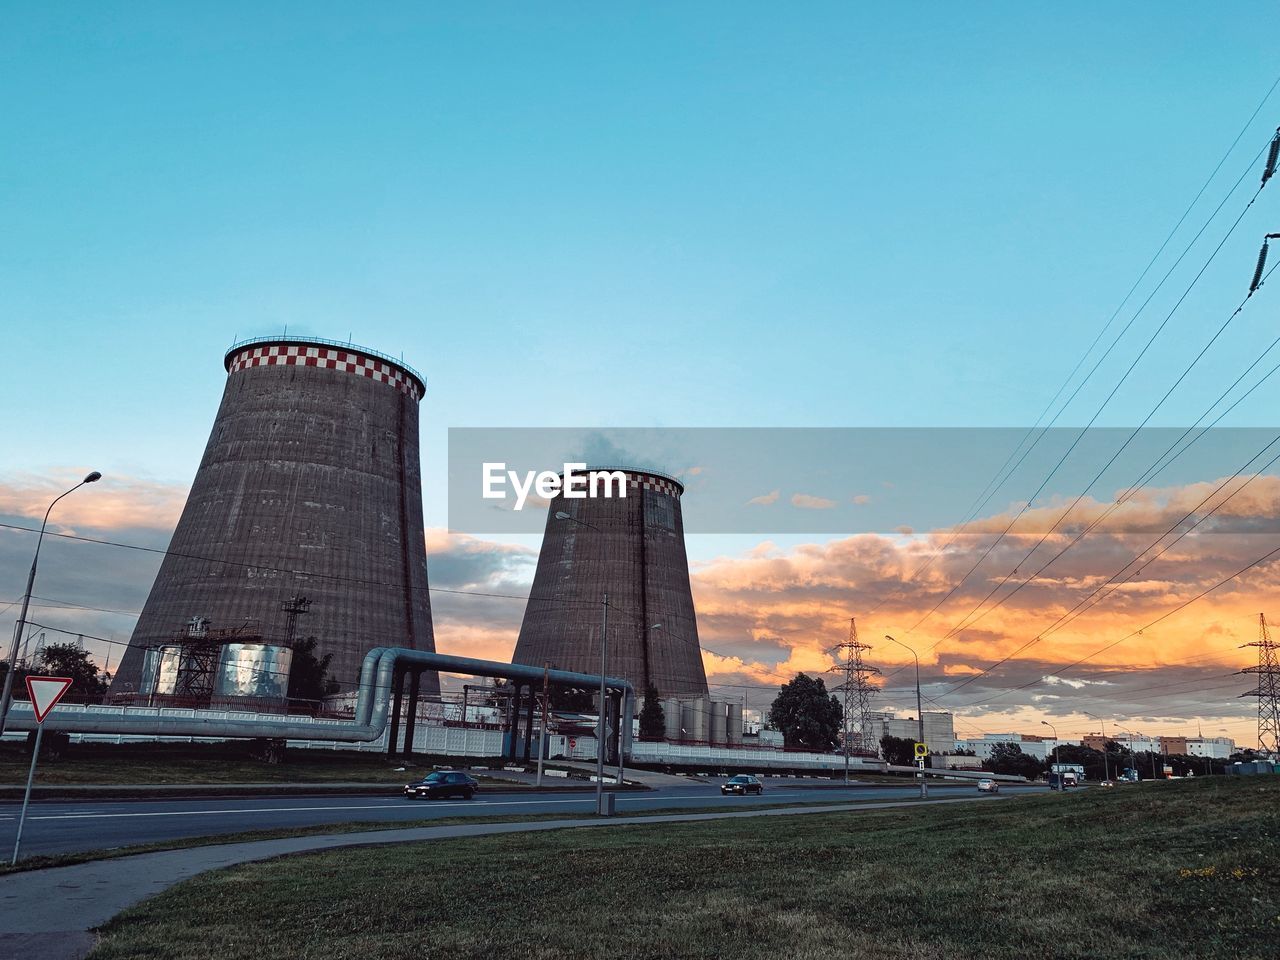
[1, 795, 925, 876]
[89, 778, 1279, 960]
[0, 742, 554, 786]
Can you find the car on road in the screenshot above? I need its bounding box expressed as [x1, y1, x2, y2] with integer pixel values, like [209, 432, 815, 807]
[405, 771, 479, 800]
[721, 775, 764, 796]
[977, 778, 999, 793]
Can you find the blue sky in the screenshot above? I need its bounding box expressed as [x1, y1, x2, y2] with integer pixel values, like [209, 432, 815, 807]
[5, 4, 1280, 526]
[3, 6, 1280, 739]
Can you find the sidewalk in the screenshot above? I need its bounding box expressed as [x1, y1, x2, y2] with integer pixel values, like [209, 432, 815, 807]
[0, 794, 997, 960]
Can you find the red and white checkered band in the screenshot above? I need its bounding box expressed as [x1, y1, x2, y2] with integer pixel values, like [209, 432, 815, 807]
[226, 345, 423, 399]
[625, 473, 682, 498]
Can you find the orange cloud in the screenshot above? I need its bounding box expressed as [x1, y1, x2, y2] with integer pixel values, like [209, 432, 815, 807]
[0, 471, 187, 531]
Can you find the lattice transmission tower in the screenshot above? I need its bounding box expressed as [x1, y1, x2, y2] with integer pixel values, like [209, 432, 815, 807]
[830, 617, 881, 764]
[1241, 613, 1280, 757]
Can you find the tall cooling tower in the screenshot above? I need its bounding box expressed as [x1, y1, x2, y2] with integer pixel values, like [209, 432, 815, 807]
[111, 337, 437, 700]
[512, 467, 708, 698]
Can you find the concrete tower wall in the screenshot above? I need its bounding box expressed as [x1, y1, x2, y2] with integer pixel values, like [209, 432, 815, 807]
[512, 468, 709, 699]
[111, 339, 438, 699]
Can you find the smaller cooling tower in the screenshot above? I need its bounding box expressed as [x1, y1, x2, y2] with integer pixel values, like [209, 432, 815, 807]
[512, 467, 709, 699]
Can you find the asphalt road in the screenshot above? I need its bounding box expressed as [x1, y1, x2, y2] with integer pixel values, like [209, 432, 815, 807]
[0, 780, 1044, 858]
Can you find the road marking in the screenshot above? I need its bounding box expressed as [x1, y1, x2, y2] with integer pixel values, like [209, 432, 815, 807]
[4, 787, 970, 823]
[18, 798, 600, 821]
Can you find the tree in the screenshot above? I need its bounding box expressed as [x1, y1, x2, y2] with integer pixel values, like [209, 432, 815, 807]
[880, 734, 916, 766]
[32, 643, 109, 704]
[984, 742, 1044, 779]
[550, 686, 595, 711]
[638, 685, 666, 741]
[287, 637, 338, 703]
[767, 673, 842, 751]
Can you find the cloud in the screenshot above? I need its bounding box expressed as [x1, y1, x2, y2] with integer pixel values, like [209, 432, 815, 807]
[852, 494, 872, 505]
[1, 460, 1270, 744]
[0, 471, 187, 532]
[747, 490, 780, 506]
[424, 529, 536, 590]
[791, 493, 836, 510]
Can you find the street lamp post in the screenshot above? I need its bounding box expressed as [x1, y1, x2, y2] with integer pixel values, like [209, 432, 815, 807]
[1040, 720, 1059, 786]
[1085, 712, 1110, 784]
[884, 635, 927, 800]
[554, 511, 612, 816]
[0, 471, 102, 736]
[1115, 723, 1139, 782]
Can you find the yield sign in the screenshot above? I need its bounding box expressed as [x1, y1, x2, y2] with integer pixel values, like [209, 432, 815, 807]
[25, 676, 73, 723]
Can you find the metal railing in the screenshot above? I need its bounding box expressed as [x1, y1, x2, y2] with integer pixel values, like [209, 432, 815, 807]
[223, 334, 426, 388]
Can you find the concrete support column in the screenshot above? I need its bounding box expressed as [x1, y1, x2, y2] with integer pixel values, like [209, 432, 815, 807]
[523, 683, 536, 762]
[509, 684, 523, 759]
[402, 670, 421, 757]
[387, 668, 405, 757]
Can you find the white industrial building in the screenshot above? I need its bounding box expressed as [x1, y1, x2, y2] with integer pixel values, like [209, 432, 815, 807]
[866, 710, 955, 755]
[954, 733, 1079, 762]
[1185, 736, 1235, 759]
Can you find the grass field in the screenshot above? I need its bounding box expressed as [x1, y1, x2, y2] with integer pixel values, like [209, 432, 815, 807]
[1, 796, 916, 876]
[87, 777, 1279, 960]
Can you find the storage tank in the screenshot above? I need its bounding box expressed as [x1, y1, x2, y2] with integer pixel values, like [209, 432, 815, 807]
[512, 467, 708, 698]
[682, 698, 710, 743]
[111, 337, 438, 700]
[215, 643, 294, 700]
[663, 696, 684, 741]
[709, 703, 727, 746]
[727, 703, 744, 745]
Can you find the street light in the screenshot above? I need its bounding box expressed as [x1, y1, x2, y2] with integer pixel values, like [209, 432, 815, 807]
[0, 471, 102, 735]
[885, 635, 927, 799]
[1040, 720, 1059, 785]
[1114, 723, 1140, 781]
[555, 511, 611, 815]
[1084, 712, 1111, 785]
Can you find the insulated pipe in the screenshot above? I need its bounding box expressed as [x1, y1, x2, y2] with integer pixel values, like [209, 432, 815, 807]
[5, 647, 634, 747]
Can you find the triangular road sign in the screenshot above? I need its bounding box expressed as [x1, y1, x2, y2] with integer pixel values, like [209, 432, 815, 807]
[25, 676, 73, 723]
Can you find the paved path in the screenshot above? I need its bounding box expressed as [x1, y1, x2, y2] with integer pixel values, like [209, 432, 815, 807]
[0, 794, 1001, 960]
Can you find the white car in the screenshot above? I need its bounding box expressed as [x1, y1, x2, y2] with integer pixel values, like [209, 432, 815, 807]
[977, 778, 999, 793]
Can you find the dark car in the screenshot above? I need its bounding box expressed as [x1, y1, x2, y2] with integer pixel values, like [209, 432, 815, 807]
[721, 775, 764, 796]
[405, 771, 479, 800]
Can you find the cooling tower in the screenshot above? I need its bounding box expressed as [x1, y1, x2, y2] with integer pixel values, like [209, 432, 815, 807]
[512, 468, 709, 698]
[111, 337, 437, 701]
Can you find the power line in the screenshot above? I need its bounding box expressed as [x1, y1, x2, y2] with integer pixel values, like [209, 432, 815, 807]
[949, 538, 1280, 709]
[934, 423, 1280, 698]
[869, 74, 1280, 626]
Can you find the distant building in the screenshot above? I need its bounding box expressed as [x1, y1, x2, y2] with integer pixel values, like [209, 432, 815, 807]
[1186, 736, 1235, 759]
[866, 711, 954, 755]
[954, 733, 1078, 762]
[1082, 732, 1233, 757]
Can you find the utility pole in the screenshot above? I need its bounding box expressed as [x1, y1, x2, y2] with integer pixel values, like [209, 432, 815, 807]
[884, 634, 927, 799]
[1241, 612, 1280, 757]
[597, 594, 609, 815]
[828, 618, 880, 783]
[1086, 712, 1111, 784]
[0, 471, 101, 736]
[1041, 720, 1059, 785]
[536, 661, 550, 788]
